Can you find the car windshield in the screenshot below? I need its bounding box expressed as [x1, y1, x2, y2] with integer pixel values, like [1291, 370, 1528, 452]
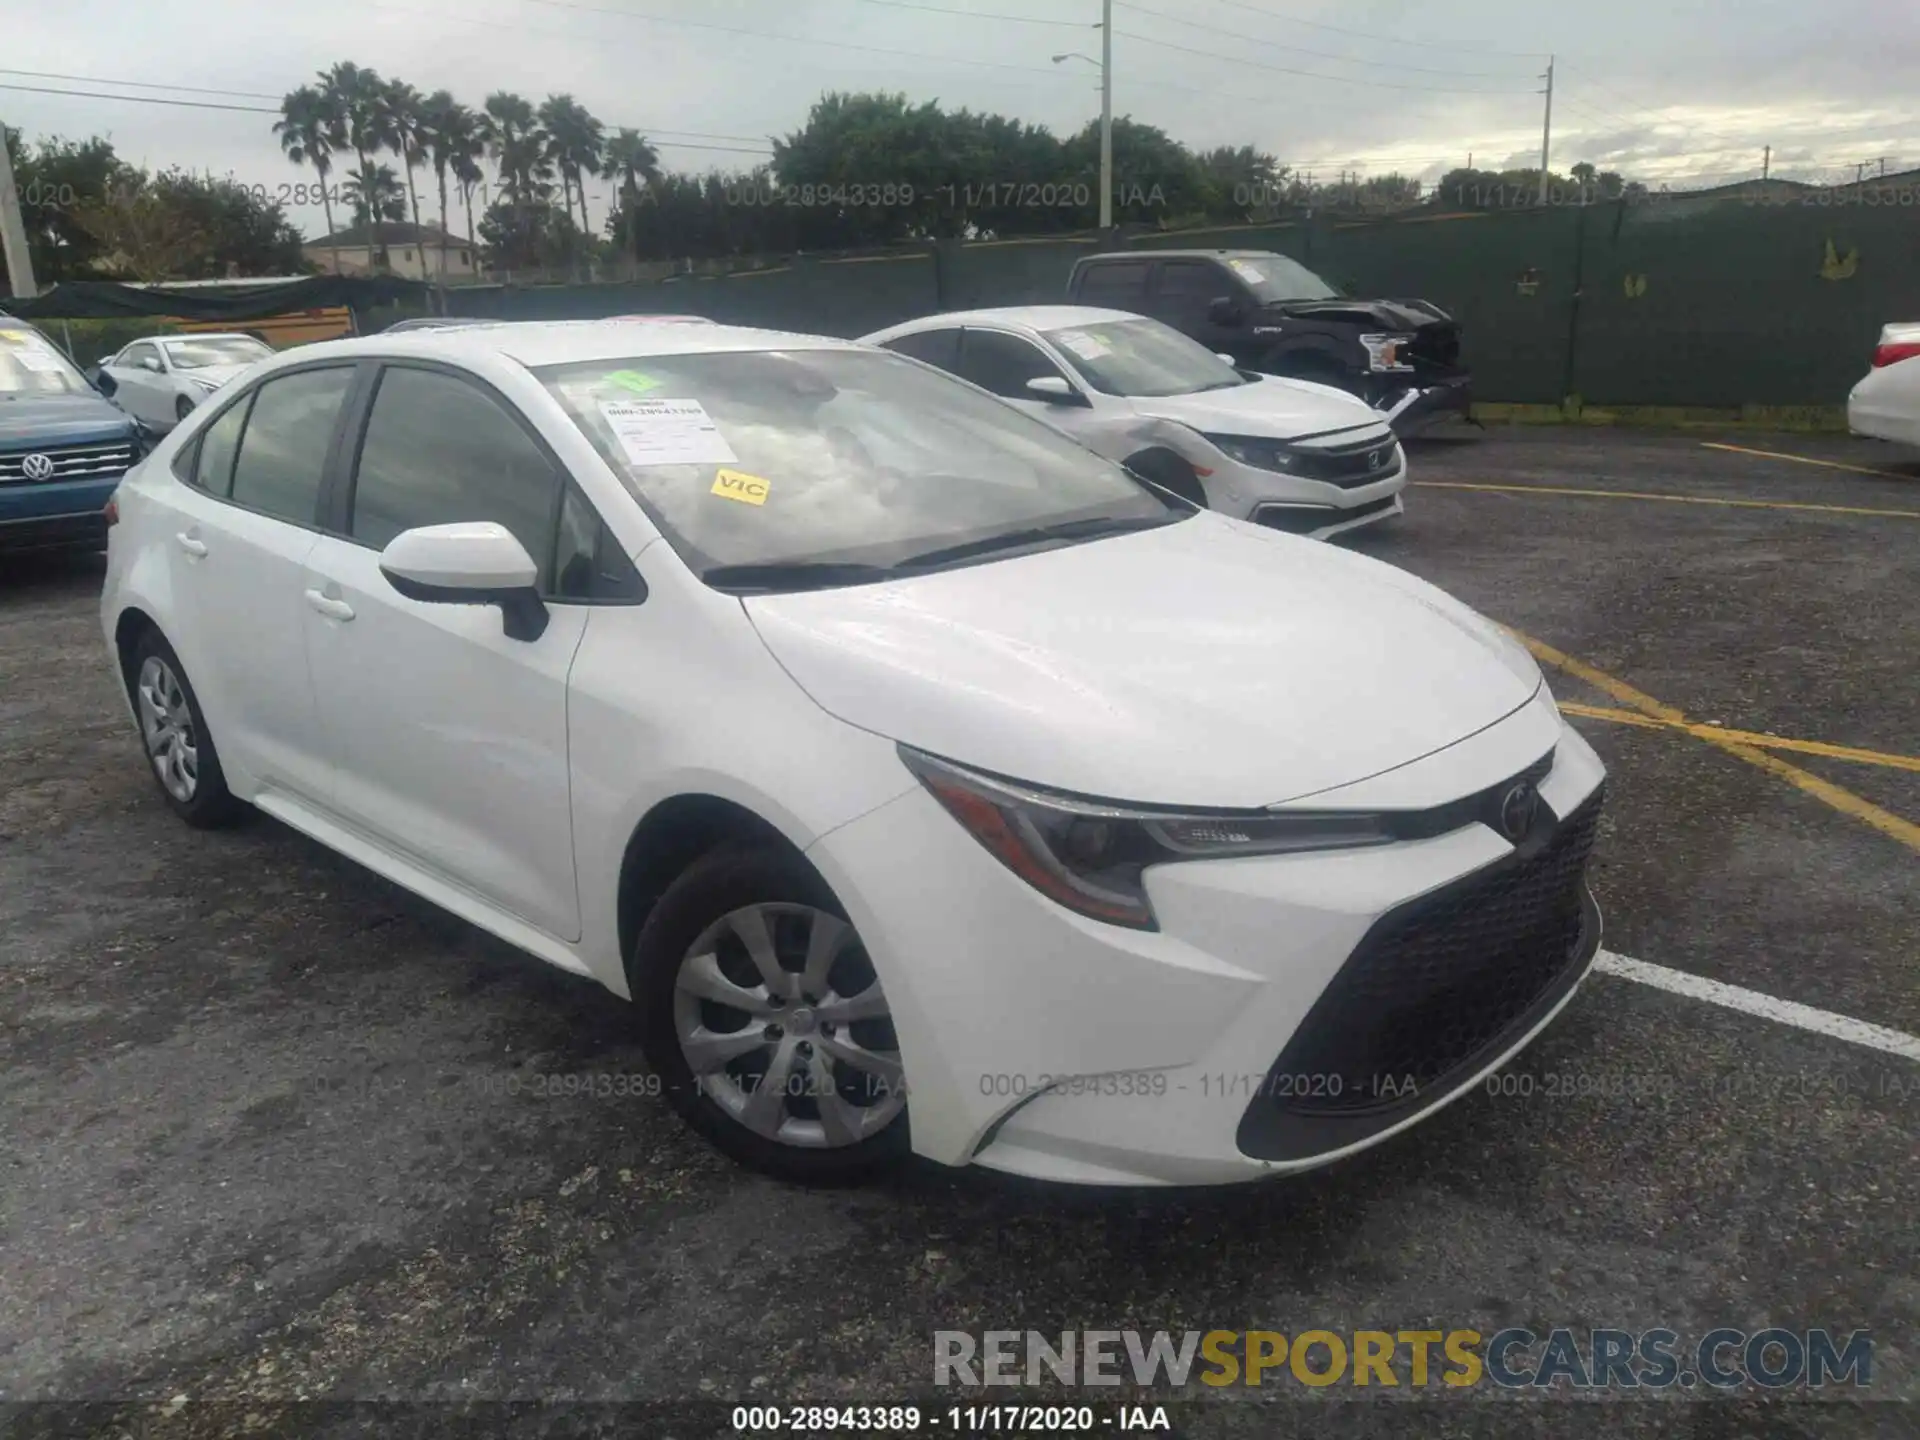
[1045, 318, 1247, 397]
[0, 328, 92, 397]
[539, 347, 1182, 586]
[1222, 254, 1339, 302]
[162, 337, 272, 369]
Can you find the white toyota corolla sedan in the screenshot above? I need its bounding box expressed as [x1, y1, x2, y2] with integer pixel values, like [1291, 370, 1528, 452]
[862, 306, 1406, 538]
[100, 320, 1605, 1187]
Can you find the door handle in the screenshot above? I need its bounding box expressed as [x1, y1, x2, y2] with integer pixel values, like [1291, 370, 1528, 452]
[175, 533, 207, 557]
[303, 588, 355, 622]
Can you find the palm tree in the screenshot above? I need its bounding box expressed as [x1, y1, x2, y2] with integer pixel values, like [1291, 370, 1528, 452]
[480, 92, 552, 267]
[381, 80, 431, 258]
[318, 61, 393, 271]
[341, 160, 407, 269]
[274, 85, 345, 273]
[421, 92, 481, 282]
[538, 94, 605, 270]
[453, 147, 486, 277]
[604, 128, 662, 262]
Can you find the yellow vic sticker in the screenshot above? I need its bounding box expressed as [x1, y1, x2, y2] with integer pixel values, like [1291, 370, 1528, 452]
[711, 468, 771, 506]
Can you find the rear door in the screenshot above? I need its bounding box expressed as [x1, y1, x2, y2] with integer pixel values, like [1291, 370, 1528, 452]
[159, 364, 356, 806]
[300, 361, 589, 940]
[1072, 259, 1152, 316]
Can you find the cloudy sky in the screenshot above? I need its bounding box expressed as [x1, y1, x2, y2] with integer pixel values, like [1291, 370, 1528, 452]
[5, 0, 1917, 239]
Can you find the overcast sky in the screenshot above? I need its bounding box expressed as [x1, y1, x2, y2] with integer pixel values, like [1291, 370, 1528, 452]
[5, 0, 1917, 239]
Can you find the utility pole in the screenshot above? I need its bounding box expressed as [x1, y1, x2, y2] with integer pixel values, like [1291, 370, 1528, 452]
[1762, 145, 1771, 181]
[1099, 0, 1113, 230]
[1537, 55, 1556, 204]
[0, 122, 39, 300]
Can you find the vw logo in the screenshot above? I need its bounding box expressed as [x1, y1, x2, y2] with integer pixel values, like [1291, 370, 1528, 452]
[1497, 781, 1540, 841]
[20, 452, 56, 481]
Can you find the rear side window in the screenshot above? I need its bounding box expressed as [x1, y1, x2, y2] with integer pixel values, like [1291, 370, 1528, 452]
[958, 330, 1067, 398]
[1076, 261, 1150, 305]
[347, 366, 563, 587]
[191, 395, 252, 496]
[880, 328, 962, 374]
[228, 367, 354, 525]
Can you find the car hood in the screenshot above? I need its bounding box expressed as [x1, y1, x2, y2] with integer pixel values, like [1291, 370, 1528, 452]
[0, 393, 137, 448]
[1129, 374, 1386, 440]
[744, 514, 1542, 808]
[1268, 296, 1455, 330]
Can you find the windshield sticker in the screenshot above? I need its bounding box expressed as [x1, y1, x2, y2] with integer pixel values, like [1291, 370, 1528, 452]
[596, 397, 738, 467]
[710, 468, 771, 506]
[604, 369, 664, 395]
[12, 348, 66, 372]
[1227, 259, 1265, 285]
[1054, 330, 1110, 361]
[0, 329, 35, 345]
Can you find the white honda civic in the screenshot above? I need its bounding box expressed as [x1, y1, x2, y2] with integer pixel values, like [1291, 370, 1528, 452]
[100, 320, 1604, 1187]
[862, 306, 1407, 538]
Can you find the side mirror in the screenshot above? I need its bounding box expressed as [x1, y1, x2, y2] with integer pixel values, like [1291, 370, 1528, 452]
[378, 521, 549, 642]
[140, 356, 164, 373]
[97, 356, 116, 369]
[1207, 297, 1244, 326]
[1215, 352, 1237, 366]
[1025, 375, 1083, 404]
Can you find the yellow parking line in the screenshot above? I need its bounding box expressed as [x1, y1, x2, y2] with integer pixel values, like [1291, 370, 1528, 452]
[1414, 479, 1920, 520]
[1514, 632, 1920, 855]
[1559, 703, 1920, 774]
[1700, 441, 1918, 480]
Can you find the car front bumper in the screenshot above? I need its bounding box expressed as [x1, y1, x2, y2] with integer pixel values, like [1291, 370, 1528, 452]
[1227, 455, 1409, 540]
[1378, 375, 1473, 435]
[0, 474, 121, 551]
[806, 689, 1606, 1186]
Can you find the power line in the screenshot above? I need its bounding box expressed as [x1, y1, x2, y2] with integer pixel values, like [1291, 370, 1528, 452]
[853, 0, 1091, 26]
[0, 82, 279, 114]
[1112, 1, 1532, 79]
[1112, 28, 1541, 94]
[0, 68, 286, 101]
[1192, 0, 1548, 59]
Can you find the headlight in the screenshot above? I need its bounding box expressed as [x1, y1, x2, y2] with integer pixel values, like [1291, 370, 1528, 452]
[1201, 433, 1295, 472]
[1360, 333, 1416, 373]
[186, 376, 221, 391]
[900, 747, 1394, 930]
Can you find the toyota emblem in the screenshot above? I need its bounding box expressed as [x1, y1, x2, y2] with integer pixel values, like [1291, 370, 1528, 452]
[1498, 781, 1540, 841]
[20, 452, 56, 481]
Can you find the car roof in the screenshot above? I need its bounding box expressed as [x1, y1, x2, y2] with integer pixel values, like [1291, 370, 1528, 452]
[278, 319, 864, 370]
[874, 305, 1142, 335]
[157, 333, 261, 343]
[1077, 250, 1277, 262]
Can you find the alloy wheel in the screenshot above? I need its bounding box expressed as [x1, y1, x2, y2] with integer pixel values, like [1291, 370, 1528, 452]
[136, 655, 198, 803]
[672, 902, 905, 1149]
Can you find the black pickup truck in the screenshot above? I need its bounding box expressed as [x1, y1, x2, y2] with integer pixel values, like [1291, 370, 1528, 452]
[1065, 249, 1471, 434]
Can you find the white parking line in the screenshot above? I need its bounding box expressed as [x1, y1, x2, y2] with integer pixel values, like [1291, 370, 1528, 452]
[1597, 950, 1920, 1063]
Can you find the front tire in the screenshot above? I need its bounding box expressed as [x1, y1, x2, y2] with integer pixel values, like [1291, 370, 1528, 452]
[126, 629, 243, 828]
[631, 844, 910, 1184]
[1123, 448, 1209, 508]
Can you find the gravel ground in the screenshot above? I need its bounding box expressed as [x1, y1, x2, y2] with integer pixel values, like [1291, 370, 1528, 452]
[1, 425, 1915, 1439]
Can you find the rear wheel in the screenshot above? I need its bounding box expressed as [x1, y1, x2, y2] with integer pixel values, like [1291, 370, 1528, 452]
[126, 629, 243, 828]
[631, 844, 910, 1184]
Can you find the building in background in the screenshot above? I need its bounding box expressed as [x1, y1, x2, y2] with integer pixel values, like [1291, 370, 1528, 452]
[303, 223, 479, 282]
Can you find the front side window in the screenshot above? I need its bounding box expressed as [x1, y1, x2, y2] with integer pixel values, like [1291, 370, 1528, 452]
[347, 366, 562, 585]
[539, 348, 1177, 582]
[1044, 318, 1246, 398]
[124, 342, 163, 371]
[957, 330, 1068, 399]
[227, 367, 355, 525]
[1157, 261, 1228, 299]
[163, 337, 273, 371]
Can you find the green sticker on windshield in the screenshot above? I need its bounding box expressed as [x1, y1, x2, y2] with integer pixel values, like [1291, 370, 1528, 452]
[605, 369, 663, 395]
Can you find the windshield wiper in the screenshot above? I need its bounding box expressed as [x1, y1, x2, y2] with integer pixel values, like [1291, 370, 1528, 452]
[895, 513, 1181, 571]
[701, 560, 900, 594]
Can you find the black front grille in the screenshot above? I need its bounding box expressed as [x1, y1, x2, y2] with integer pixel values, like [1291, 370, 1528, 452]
[1284, 436, 1403, 488]
[1237, 788, 1604, 1160]
[0, 440, 137, 484]
[1252, 494, 1397, 533]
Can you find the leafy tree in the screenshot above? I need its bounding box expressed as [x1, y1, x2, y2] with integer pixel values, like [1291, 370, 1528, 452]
[2, 129, 135, 281]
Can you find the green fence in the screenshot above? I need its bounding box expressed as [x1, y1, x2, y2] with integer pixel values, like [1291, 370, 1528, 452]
[445, 199, 1920, 407]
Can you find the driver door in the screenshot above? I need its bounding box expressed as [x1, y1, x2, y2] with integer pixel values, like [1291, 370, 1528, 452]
[110, 342, 168, 426]
[955, 329, 1103, 443]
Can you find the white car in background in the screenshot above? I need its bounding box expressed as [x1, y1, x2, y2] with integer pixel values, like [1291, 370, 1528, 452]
[1847, 322, 1920, 447]
[98, 333, 275, 431]
[100, 320, 1604, 1187]
[862, 306, 1407, 538]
